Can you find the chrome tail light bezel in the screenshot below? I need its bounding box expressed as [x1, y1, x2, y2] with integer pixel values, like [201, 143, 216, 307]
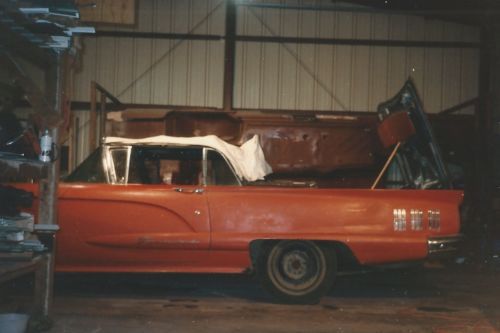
[393, 208, 441, 232]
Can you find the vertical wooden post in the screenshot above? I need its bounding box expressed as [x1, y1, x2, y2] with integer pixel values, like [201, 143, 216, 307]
[68, 112, 74, 172]
[222, 0, 236, 113]
[99, 91, 107, 142]
[89, 81, 97, 149]
[33, 254, 49, 317]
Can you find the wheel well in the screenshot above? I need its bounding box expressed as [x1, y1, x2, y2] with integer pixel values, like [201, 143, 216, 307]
[249, 239, 360, 272]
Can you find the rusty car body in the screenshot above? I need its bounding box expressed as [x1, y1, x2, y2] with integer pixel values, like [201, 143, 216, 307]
[16, 80, 464, 303]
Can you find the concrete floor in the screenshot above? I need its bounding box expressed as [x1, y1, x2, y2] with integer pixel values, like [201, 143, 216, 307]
[1, 264, 499, 333]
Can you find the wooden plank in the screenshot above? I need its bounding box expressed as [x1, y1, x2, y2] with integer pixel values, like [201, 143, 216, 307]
[77, 0, 136, 25]
[0, 255, 41, 284]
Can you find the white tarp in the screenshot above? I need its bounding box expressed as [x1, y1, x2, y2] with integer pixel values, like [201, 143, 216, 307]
[104, 134, 273, 182]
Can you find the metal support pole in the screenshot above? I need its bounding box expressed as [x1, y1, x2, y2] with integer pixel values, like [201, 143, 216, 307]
[37, 50, 64, 317]
[487, 26, 500, 231]
[371, 142, 401, 190]
[476, 27, 493, 236]
[223, 0, 236, 113]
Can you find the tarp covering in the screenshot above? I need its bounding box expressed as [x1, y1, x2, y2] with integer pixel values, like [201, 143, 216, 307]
[104, 134, 273, 182]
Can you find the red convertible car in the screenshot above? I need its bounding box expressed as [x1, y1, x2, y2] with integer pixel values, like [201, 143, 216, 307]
[17, 81, 463, 303]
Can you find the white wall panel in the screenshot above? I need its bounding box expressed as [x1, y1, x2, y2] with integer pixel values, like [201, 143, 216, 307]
[74, 0, 479, 114]
[234, 41, 478, 113]
[74, 37, 96, 102]
[461, 49, 480, 101]
[422, 48, 444, 112]
[406, 48, 425, 96]
[261, 43, 280, 108]
[332, 45, 352, 110]
[132, 38, 154, 103]
[75, 37, 225, 107]
[442, 49, 462, 110]
[99, 0, 226, 35]
[372, 13, 389, 39]
[313, 45, 334, 109]
[74, 0, 225, 107]
[234, 4, 480, 113]
[189, 41, 208, 105]
[150, 39, 172, 104]
[296, 44, 314, 109]
[279, 43, 299, 109]
[238, 4, 476, 42]
[170, 41, 189, 105]
[206, 41, 225, 107]
[113, 38, 135, 102]
[386, 47, 407, 98]
[351, 45, 370, 111]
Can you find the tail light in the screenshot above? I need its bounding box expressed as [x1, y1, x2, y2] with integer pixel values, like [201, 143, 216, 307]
[428, 210, 441, 230]
[410, 209, 423, 231]
[393, 209, 406, 231]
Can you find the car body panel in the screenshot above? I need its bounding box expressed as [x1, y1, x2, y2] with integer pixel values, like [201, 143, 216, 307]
[16, 180, 462, 273]
[18, 182, 211, 271]
[206, 186, 462, 265]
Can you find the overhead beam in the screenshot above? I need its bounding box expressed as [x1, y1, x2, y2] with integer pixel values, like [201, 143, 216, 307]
[95, 30, 222, 41]
[91, 30, 479, 49]
[70, 101, 222, 112]
[236, 1, 500, 17]
[236, 35, 479, 49]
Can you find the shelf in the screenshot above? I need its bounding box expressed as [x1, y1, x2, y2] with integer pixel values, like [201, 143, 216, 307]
[0, 253, 51, 316]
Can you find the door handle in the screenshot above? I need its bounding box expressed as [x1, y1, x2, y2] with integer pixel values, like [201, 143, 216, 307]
[174, 188, 204, 194]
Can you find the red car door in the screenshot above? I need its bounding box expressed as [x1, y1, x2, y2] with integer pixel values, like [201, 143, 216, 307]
[55, 146, 211, 272]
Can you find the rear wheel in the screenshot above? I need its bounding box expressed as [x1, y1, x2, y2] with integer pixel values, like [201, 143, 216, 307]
[256, 240, 336, 304]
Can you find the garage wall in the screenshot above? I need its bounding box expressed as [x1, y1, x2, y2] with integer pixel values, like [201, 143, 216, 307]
[234, 6, 479, 113]
[73, 0, 479, 113]
[73, 0, 225, 107]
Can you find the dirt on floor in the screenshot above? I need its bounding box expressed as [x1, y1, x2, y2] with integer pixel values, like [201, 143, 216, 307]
[0, 263, 499, 333]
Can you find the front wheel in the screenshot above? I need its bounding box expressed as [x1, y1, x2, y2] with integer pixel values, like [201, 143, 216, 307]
[256, 240, 336, 304]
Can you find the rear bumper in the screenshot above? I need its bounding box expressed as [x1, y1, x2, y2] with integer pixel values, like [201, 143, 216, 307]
[427, 235, 463, 259]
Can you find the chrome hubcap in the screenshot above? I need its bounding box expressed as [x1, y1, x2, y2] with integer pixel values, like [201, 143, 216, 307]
[282, 250, 308, 280]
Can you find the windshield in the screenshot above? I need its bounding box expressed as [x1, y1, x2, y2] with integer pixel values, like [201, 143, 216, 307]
[65, 148, 106, 183]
